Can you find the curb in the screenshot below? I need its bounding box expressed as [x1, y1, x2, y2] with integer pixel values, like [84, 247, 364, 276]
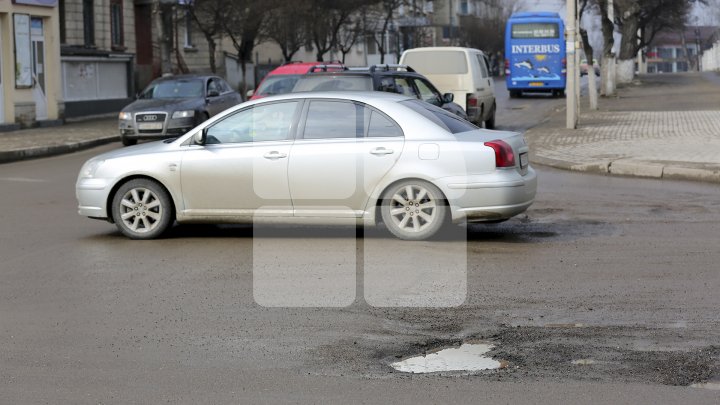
[0, 136, 119, 165]
[530, 153, 720, 184]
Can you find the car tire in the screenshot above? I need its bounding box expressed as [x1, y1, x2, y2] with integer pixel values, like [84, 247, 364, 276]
[111, 178, 174, 240]
[121, 136, 137, 147]
[380, 180, 448, 241]
[484, 103, 496, 129]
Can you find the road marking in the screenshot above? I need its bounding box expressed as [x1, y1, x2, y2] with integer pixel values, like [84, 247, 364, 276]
[0, 177, 47, 183]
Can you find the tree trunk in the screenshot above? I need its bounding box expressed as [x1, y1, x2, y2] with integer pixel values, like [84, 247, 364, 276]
[206, 35, 217, 73]
[599, 0, 616, 96]
[159, 3, 175, 74]
[580, 28, 598, 110]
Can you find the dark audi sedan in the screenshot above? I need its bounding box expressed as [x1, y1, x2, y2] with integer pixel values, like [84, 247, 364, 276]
[118, 75, 242, 146]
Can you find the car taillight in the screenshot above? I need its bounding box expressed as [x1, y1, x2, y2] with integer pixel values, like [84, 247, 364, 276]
[467, 94, 478, 107]
[484, 140, 516, 168]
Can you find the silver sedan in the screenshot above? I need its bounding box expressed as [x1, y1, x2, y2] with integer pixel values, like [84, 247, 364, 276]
[77, 92, 537, 240]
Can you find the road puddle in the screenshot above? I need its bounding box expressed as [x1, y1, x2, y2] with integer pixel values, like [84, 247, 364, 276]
[391, 343, 501, 373]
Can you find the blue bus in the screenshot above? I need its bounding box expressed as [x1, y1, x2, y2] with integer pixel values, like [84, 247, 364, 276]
[505, 12, 566, 98]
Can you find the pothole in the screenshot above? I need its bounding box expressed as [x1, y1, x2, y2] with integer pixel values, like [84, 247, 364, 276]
[391, 343, 502, 373]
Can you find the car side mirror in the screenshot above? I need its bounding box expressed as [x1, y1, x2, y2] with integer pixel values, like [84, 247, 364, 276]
[246, 89, 254, 98]
[194, 128, 207, 145]
[207, 89, 220, 98]
[442, 93, 454, 103]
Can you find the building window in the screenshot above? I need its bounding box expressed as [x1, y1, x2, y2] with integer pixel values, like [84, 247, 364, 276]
[83, 0, 95, 47]
[460, 1, 469, 15]
[184, 9, 194, 48]
[111, 0, 124, 49]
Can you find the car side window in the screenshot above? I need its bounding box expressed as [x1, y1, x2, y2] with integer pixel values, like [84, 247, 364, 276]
[477, 55, 489, 78]
[207, 79, 220, 95]
[366, 110, 403, 138]
[217, 78, 232, 93]
[393, 78, 417, 97]
[302, 100, 361, 139]
[205, 101, 299, 144]
[413, 79, 442, 106]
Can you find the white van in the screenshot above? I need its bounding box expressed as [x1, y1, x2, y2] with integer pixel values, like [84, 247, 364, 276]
[400, 47, 497, 128]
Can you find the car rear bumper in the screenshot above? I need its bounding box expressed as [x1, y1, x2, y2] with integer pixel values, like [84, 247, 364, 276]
[439, 167, 538, 223]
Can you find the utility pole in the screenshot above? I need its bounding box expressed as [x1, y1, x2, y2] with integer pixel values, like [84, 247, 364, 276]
[566, 0, 578, 129]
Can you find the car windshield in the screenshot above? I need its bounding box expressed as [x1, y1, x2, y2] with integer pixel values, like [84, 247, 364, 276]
[400, 99, 478, 134]
[255, 75, 302, 97]
[292, 76, 373, 92]
[140, 79, 204, 99]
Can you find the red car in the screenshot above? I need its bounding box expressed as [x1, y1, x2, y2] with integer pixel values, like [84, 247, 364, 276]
[248, 61, 345, 100]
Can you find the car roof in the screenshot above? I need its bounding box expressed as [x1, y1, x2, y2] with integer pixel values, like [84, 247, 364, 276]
[152, 74, 216, 83]
[244, 91, 414, 105]
[402, 46, 485, 55]
[269, 62, 344, 75]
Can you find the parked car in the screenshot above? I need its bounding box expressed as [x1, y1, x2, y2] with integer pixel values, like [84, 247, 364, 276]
[291, 64, 468, 119]
[247, 61, 345, 100]
[77, 92, 537, 241]
[580, 59, 600, 76]
[118, 75, 242, 146]
[400, 47, 497, 128]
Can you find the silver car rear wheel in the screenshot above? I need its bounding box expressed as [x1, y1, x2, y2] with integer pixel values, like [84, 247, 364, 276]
[111, 179, 173, 239]
[381, 180, 447, 240]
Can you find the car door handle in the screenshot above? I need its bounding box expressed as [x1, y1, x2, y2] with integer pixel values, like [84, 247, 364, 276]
[263, 151, 287, 160]
[370, 147, 394, 156]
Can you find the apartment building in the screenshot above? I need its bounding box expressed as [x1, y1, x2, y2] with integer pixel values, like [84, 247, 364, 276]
[0, 0, 63, 129]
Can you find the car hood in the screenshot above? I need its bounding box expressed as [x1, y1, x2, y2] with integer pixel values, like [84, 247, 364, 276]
[95, 140, 179, 161]
[122, 98, 201, 113]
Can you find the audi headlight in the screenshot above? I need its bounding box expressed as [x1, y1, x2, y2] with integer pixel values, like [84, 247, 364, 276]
[118, 112, 132, 121]
[79, 159, 104, 179]
[172, 110, 195, 119]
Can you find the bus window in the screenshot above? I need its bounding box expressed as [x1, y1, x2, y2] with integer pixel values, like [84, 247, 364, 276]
[511, 23, 560, 39]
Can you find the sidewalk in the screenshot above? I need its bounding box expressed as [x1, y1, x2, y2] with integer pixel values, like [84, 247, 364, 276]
[526, 72, 720, 183]
[0, 118, 118, 164]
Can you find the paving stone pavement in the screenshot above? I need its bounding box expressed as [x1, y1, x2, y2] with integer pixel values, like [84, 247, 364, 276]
[526, 72, 720, 183]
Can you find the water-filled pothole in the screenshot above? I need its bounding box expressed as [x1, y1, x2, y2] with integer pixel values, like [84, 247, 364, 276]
[391, 343, 502, 373]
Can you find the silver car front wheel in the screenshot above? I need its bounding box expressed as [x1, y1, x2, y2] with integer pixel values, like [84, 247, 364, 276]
[381, 180, 447, 241]
[111, 179, 173, 239]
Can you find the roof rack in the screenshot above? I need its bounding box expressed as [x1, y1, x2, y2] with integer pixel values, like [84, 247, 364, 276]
[369, 64, 415, 73]
[308, 64, 348, 73]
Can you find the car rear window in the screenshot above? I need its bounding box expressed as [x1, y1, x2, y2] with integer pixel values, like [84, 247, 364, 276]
[400, 99, 478, 134]
[402, 51, 468, 74]
[256, 75, 301, 97]
[292, 76, 373, 92]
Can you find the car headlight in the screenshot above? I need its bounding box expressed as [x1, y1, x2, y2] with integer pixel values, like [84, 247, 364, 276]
[172, 110, 195, 119]
[79, 159, 104, 179]
[119, 112, 132, 121]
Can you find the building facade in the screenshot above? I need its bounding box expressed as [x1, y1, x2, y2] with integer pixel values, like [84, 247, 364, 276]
[1, 0, 63, 129]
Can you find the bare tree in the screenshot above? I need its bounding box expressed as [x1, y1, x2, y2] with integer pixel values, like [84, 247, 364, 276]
[613, 0, 702, 82]
[264, 1, 309, 63]
[364, 0, 405, 64]
[306, 0, 371, 62]
[222, 0, 267, 97]
[579, 0, 599, 109]
[185, 0, 225, 73]
[336, 16, 364, 64]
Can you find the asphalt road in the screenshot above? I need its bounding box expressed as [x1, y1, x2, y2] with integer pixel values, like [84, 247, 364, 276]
[1, 83, 719, 404]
